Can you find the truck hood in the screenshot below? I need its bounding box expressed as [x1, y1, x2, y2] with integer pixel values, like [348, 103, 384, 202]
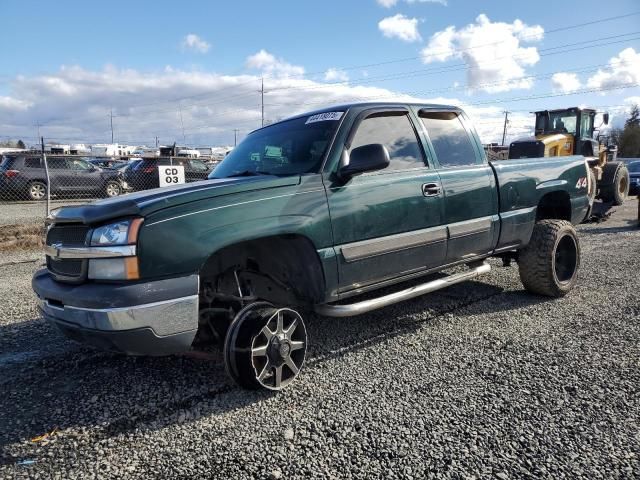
[49, 175, 301, 225]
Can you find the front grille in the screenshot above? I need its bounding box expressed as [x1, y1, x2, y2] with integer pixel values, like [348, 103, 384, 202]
[46, 224, 90, 246]
[47, 258, 84, 278]
[46, 224, 89, 281]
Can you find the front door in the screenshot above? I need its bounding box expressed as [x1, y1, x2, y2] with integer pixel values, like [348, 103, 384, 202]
[325, 108, 447, 294]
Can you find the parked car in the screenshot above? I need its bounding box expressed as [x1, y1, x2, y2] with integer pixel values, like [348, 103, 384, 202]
[33, 102, 590, 391]
[123, 157, 211, 191]
[628, 160, 640, 195]
[0, 155, 124, 200]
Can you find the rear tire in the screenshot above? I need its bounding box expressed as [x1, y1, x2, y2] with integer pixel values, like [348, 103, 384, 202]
[28, 181, 47, 201]
[518, 220, 580, 297]
[599, 162, 629, 206]
[105, 181, 121, 198]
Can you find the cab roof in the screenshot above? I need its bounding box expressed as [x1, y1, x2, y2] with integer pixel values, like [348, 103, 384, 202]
[252, 101, 462, 133]
[533, 107, 596, 115]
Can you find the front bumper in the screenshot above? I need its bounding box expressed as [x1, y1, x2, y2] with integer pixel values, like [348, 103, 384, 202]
[32, 269, 199, 355]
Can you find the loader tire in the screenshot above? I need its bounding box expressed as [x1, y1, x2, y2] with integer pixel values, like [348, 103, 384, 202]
[518, 220, 580, 297]
[599, 162, 629, 206]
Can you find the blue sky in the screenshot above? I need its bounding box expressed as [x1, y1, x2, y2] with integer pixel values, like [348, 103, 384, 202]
[1, 0, 639, 146]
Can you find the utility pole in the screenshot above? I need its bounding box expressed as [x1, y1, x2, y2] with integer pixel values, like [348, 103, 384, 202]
[35, 121, 41, 140]
[179, 103, 186, 145]
[261, 77, 265, 127]
[110, 109, 114, 144]
[501, 111, 510, 146]
[233, 129, 240, 146]
[155, 136, 159, 148]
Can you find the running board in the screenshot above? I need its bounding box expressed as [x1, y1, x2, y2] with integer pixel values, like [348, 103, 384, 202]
[315, 262, 491, 318]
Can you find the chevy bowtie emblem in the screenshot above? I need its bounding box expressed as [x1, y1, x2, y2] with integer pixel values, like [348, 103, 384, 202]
[51, 243, 63, 258]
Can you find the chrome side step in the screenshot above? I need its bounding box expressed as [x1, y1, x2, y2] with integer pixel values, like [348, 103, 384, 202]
[315, 262, 491, 318]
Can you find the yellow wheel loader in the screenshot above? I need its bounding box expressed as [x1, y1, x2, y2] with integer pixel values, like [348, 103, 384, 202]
[509, 108, 630, 213]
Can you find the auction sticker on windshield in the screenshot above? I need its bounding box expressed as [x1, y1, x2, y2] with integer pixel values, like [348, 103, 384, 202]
[305, 112, 344, 124]
[159, 165, 185, 187]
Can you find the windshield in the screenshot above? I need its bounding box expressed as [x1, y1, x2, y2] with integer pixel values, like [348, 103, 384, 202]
[210, 113, 343, 178]
[548, 112, 577, 135]
[628, 161, 640, 173]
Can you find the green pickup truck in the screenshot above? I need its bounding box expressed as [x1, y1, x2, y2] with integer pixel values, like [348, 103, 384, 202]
[33, 102, 590, 390]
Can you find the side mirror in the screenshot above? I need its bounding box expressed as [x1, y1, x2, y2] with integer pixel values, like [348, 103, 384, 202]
[603, 113, 609, 125]
[339, 143, 390, 180]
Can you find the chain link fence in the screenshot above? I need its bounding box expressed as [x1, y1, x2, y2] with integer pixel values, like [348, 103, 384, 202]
[0, 152, 218, 226]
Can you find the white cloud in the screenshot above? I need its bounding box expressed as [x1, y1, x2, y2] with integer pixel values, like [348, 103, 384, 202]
[324, 68, 349, 82]
[0, 96, 31, 111]
[0, 63, 528, 146]
[551, 72, 581, 93]
[3, 41, 575, 148]
[421, 14, 544, 92]
[245, 49, 305, 77]
[180, 34, 210, 54]
[378, 14, 422, 43]
[587, 48, 640, 91]
[377, 0, 447, 7]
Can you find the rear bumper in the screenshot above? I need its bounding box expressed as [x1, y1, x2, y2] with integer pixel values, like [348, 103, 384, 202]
[32, 269, 199, 355]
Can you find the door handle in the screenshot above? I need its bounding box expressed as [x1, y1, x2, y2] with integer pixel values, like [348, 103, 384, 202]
[422, 183, 441, 197]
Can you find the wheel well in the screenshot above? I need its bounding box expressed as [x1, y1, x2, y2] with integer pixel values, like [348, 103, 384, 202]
[536, 191, 571, 221]
[199, 234, 326, 307]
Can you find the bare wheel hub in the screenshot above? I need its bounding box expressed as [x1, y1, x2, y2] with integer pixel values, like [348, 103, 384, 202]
[270, 335, 291, 361]
[223, 303, 307, 391]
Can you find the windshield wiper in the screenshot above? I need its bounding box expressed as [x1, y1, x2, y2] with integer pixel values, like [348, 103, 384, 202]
[227, 170, 273, 177]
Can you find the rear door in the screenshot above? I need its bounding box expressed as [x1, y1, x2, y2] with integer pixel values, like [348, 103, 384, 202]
[416, 109, 499, 263]
[46, 157, 75, 193]
[325, 108, 447, 294]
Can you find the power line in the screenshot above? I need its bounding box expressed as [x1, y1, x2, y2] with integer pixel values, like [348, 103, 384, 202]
[30, 24, 640, 127]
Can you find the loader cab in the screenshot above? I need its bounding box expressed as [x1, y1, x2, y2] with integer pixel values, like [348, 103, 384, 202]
[533, 107, 600, 157]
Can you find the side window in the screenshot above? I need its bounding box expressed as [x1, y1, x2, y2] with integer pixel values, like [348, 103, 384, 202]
[68, 158, 91, 170]
[350, 113, 426, 171]
[24, 158, 42, 168]
[419, 112, 479, 168]
[47, 158, 66, 169]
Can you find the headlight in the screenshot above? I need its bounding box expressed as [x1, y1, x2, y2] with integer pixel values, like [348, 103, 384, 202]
[88, 218, 143, 280]
[91, 218, 143, 246]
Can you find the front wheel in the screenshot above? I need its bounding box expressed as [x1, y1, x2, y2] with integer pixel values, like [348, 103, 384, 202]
[518, 220, 580, 297]
[223, 302, 307, 390]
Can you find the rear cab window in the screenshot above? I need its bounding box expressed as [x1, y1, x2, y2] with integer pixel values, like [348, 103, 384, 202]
[419, 111, 480, 168]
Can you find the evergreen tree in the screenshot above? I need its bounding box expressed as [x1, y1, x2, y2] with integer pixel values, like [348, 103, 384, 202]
[625, 104, 640, 129]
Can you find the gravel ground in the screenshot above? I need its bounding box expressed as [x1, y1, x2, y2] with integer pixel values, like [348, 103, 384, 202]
[0, 200, 638, 479]
[0, 200, 93, 226]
